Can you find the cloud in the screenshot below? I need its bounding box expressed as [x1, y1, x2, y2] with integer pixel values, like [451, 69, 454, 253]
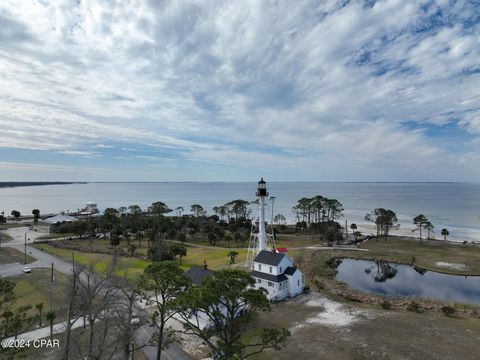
[0, 0, 479, 181]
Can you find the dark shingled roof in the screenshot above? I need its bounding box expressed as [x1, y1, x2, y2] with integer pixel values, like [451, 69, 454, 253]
[186, 266, 214, 285]
[253, 250, 286, 266]
[284, 266, 298, 276]
[250, 271, 287, 283]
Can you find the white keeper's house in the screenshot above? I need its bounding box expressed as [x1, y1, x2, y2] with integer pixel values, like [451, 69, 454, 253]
[246, 178, 305, 301]
[251, 250, 304, 301]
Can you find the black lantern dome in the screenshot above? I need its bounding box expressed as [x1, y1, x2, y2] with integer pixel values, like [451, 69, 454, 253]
[256, 178, 268, 197]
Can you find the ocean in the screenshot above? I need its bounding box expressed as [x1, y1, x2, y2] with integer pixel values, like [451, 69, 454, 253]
[1, 182, 479, 242]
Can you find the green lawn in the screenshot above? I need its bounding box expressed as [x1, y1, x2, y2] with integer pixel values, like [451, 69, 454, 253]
[8, 269, 71, 320]
[311, 236, 480, 277]
[33, 244, 149, 279]
[0, 247, 35, 264]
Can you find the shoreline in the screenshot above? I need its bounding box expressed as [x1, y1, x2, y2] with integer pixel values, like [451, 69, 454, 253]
[0, 181, 86, 188]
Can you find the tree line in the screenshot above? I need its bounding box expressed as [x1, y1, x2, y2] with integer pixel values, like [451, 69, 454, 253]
[0, 261, 290, 359]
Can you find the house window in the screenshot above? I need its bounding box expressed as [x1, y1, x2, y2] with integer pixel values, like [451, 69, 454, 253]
[257, 278, 261, 284]
[268, 281, 273, 287]
[280, 266, 282, 273]
[258, 264, 262, 271]
[298, 279, 300, 286]
[269, 266, 272, 273]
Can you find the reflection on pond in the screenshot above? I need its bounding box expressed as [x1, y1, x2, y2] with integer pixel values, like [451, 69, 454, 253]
[335, 258, 480, 305]
[373, 261, 397, 282]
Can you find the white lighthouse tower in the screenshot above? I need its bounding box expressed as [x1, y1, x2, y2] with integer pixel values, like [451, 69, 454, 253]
[246, 178, 275, 268]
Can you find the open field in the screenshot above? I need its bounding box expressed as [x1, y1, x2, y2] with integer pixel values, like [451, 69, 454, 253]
[33, 240, 260, 279]
[353, 236, 480, 275]
[33, 243, 150, 279]
[9, 269, 71, 320]
[0, 247, 35, 264]
[248, 292, 480, 360]
[311, 236, 480, 277]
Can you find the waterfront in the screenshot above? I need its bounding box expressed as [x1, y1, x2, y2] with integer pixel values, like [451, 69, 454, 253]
[1, 182, 479, 241]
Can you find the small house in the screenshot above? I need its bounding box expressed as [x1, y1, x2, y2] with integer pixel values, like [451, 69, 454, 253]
[250, 250, 304, 301]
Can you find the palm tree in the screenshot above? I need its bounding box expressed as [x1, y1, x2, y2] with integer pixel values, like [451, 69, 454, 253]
[35, 302, 44, 326]
[46, 311, 56, 340]
[228, 251, 239, 265]
[441, 228, 449, 240]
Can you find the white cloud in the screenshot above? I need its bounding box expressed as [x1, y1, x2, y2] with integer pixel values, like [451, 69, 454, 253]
[0, 0, 479, 180]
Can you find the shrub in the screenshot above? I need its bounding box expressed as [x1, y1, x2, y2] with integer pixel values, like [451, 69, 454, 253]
[381, 298, 392, 310]
[442, 305, 456, 316]
[407, 301, 422, 313]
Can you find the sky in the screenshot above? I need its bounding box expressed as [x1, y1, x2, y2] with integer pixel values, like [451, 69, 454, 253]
[0, 0, 479, 182]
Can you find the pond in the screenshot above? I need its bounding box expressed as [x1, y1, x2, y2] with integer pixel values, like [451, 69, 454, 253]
[335, 258, 480, 305]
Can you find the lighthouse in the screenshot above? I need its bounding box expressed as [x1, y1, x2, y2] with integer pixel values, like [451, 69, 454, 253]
[246, 178, 276, 268]
[256, 178, 268, 252]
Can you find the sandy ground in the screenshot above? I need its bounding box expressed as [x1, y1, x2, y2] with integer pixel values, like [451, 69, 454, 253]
[255, 291, 480, 360]
[166, 317, 210, 359]
[354, 223, 477, 243]
[292, 296, 374, 329]
[435, 261, 468, 270]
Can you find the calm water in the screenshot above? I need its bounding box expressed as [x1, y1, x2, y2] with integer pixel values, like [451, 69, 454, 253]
[335, 258, 480, 305]
[1, 182, 479, 241]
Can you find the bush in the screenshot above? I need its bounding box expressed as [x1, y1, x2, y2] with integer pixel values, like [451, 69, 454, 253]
[381, 298, 392, 310]
[442, 305, 456, 316]
[407, 301, 422, 313]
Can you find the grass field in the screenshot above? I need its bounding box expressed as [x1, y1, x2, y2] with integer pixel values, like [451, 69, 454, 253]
[34, 240, 257, 279]
[311, 236, 480, 278]
[0, 247, 35, 264]
[34, 243, 150, 279]
[8, 269, 71, 320]
[355, 236, 480, 274]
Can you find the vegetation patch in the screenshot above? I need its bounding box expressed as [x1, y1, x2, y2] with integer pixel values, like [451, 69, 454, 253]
[0, 247, 35, 264]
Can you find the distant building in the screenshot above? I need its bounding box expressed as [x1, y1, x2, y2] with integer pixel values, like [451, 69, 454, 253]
[43, 213, 78, 232]
[250, 250, 304, 301]
[79, 202, 98, 215]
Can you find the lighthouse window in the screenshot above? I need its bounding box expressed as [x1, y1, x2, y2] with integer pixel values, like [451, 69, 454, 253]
[269, 266, 272, 273]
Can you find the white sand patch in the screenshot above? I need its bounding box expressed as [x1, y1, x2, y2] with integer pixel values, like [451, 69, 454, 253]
[435, 261, 468, 270]
[293, 294, 373, 330]
[166, 317, 210, 359]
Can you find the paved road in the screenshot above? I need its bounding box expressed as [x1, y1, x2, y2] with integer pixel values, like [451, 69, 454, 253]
[3, 318, 88, 342]
[0, 226, 191, 360]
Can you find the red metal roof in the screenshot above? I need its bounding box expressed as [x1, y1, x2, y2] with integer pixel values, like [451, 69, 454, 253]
[276, 247, 288, 253]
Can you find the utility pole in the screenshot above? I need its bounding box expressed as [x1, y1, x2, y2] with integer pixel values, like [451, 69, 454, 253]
[50, 263, 54, 313]
[24, 232, 27, 264]
[345, 220, 348, 240]
[269, 196, 276, 227]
